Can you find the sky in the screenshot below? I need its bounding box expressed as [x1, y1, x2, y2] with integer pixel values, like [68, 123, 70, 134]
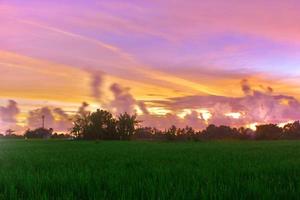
[1, 0, 300, 133]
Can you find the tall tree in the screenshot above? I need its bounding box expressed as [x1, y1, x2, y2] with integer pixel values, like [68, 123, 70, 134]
[71, 113, 91, 139]
[256, 124, 283, 140]
[88, 109, 116, 140]
[71, 109, 117, 140]
[117, 113, 139, 140]
[282, 121, 300, 139]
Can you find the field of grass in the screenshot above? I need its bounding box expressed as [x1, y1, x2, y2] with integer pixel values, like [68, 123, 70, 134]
[0, 140, 300, 199]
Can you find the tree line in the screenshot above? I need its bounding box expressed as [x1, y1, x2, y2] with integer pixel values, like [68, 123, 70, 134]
[4, 109, 300, 141]
[134, 122, 300, 141]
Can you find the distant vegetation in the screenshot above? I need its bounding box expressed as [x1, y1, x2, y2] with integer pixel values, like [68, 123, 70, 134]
[69, 109, 300, 141]
[3, 109, 300, 141]
[71, 110, 139, 140]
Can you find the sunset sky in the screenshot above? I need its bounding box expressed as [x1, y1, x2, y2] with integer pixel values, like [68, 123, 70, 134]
[1, 0, 300, 133]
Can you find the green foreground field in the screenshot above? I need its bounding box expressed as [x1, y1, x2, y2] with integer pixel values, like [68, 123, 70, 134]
[0, 140, 300, 199]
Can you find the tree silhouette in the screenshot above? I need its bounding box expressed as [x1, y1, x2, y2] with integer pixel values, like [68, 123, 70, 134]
[24, 128, 53, 139]
[165, 125, 178, 140]
[71, 112, 91, 139]
[117, 113, 139, 140]
[5, 129, 15, 136]
[71, 109, 108, 139]
[202, 124, 240, 140]
[66, 108, 300, 141]
[256, 124, 282, 140]
[282, 121, 300, 139]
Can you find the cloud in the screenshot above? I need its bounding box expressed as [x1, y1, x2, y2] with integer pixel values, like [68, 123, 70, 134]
[137, 101, 149, 115]
[109, 83, 137, 114]
[85, 77, 300, 130]
[90, 72, 104, 103]
[107, 83, 150, 115]
[149, 79, 300, 128]
[27, 107, 72, 132]
[139, 111, 207, 130]
[139, 113, 181, 130]
[150, 0, 300, 44]
[184, 111, 207, 129]
[241, 79, 252, 95]
[78, 102, 90, 116]
[0, 100, 20, 123]
[19, 19, 123, 54]
[3, 77, 300, 132]
[0, 100, 22, 133]
[80, 0, 300, 44]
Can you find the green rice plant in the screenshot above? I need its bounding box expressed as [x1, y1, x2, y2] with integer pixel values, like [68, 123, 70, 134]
[0, 140, 299, 199]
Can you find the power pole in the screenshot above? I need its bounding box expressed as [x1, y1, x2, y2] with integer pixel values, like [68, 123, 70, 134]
[42, 115, 45, 129]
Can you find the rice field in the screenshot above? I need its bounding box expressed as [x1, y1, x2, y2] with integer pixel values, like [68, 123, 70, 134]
[0, 139, 299, 199]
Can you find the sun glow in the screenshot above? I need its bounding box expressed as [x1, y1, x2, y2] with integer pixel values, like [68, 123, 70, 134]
[279, 99, 290, 106]
[196, 109, 212, 121]
[247, 123, 259, 131]
[278, 121, 294, 128]
[225, 112, 242, 119]
[177, 109, 192, 118]
[134, 105, 144, 115]
[148, 107, 171, 116]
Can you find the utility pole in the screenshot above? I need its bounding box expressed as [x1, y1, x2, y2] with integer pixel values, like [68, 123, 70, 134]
[42, 115, 45, 129]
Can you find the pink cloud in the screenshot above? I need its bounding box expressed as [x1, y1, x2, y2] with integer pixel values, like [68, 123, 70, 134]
[27, 107, 73, 131]
[148, 79, 300, 128]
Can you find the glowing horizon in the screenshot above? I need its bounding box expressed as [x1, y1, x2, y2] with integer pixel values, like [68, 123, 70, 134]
[1, 0, 300, 133]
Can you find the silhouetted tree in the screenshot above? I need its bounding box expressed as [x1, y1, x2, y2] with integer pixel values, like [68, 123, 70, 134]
[86, 109, 117, 140]
[3, 129, 23, 139]
[282, 121, 300, 139]
[69, 107, 300, 141]
[165, 125, 178, 140]
[71, 112, 91, 138]
[116, 113, 139, 140]
[134, 127, 154, 140]
[24, 128, 53, 139]
[202, 124, 240, 140]
[255, 124, 282, 140]
[51, 133, 72, 139]
[71, 109, 119, 140]
[176, 126, 196, 141]
[238, 127, 254, 139]
[5, 129, 15, 136]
